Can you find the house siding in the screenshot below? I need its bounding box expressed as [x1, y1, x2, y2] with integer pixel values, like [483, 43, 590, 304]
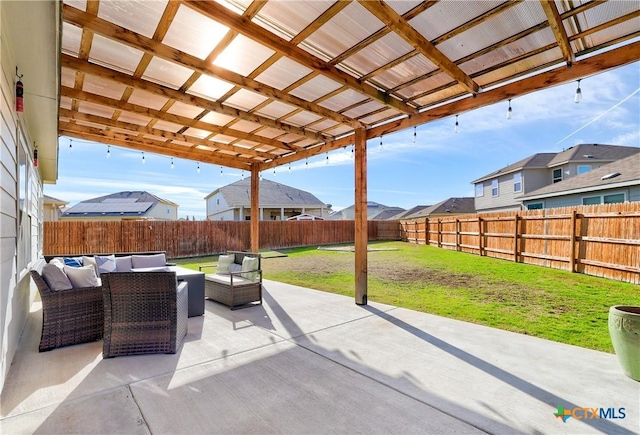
[475, 173, 523, 212]
[522, 169, 549, 194]
[0, 11, 46, 392]
[524, 187, 638, 208]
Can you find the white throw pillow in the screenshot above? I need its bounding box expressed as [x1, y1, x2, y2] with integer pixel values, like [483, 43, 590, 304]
[216, 254, 235, 275]
[49, 257, 65, 269]
[41, 264, 73, 291]
[115, 255, 133, 272]
[83, 256, 98, 275]
[96, 254, 116, 273]
[64, 265, 99, 288]
[131, 253, 166, 268]
[241, 256, 259, 281]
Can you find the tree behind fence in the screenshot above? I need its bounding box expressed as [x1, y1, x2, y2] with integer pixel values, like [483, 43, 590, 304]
[400, 202, 640, 284]
[43, 220, 401, 258]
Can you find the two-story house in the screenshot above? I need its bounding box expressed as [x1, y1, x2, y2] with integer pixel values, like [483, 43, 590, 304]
[205, 178, 328, 221]
[472, 144, 640, 212]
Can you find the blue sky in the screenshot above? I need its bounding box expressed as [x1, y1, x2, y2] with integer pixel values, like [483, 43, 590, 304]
[46, 62, 639, 220]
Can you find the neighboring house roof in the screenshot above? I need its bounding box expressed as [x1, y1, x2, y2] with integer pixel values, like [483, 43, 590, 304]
[61, 191, 176, 218]
[43, 195, 68, 206]
[547, 144, 640, 167]
[370, 207, 406, 220]
[388, 205, 431, 220]
[404, 197, 476, 218]
[519, 154, 640, 201]
[328, 201, 393, 220]
[472, 144, 640, 183]
[207, 178, 325, 208]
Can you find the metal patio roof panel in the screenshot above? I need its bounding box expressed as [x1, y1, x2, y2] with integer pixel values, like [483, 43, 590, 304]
[255, 57, 314, 91]
[89, 35, 144, 75]
[373, 54, 439, 90]
[301, 1, 385, 61]
[341, 32, 415, 77]
[162, 4, 229, 60]
[253, 0, 334, 42]
[97, 0, 167, 39]
[187, 75, 236, 102]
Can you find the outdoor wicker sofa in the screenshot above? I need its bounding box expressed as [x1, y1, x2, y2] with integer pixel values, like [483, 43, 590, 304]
[29, 270, 104, 352]
[101, 271, 188, 358]
[201, 251, 262, 310]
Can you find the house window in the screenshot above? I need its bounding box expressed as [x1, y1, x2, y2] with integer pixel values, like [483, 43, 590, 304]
[604, 193, 625, 204]
[577, 165, 592, 174]
[582, 196, 601, 205]
[513, 172, 522, 193]
[475, 183, 483, 197]
[526, 202, 543, 210]
[582, 192, 626, 205]
[552, 168, 563, 183]
[491, 179, 499, 197]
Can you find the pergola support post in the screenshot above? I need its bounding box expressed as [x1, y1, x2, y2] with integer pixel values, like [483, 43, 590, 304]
[354, 127, 367, 305]
[250, 164, 259, 253]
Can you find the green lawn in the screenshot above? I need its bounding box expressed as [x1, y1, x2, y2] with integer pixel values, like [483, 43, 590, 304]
[174, 241, 640, 352]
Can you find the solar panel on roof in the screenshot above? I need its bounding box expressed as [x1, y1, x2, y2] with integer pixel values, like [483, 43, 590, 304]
[68, 202, 153, 213]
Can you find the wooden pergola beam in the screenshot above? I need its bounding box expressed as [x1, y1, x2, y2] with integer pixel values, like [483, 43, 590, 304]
[62, 4, 362, 129]
[59, 122, 254, 170]
[354, 127, 367, 305]
[183, 0, 417, 116]
[61, 86, 296, 152]
[540, 0, 575, 66]
[259, 40, 640, 170]
[59, 108, 276, 160]
[358, 0, 480, 95]
[61, 55, 329, 144]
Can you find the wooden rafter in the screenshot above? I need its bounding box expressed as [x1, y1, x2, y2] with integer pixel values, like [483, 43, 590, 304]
[358, 0, 480, 95]
[61, 55, 328, 143]
[62, 4, 362, 129]
[61, 86, 298, 152]
[59, 109, 277, 160]
[59, 122, 255, 170]
[540, 0, 575, 66]
[182, 0, 417, 115]
[260, 41, 640, 170]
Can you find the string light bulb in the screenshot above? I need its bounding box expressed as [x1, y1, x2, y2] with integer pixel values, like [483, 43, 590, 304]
[170, 158, 174, 170]
[141, 152, 145, 164]
[106, 145, 110, 159]
[507, 99, 512, 120]
[196, 162, 200, 174]
[454, 115, 459, 134]
[305, 158, 308, 169]
[273, 167, 276, 177]
[241, 170, 244, 180]
[326, 152, 329, 164]
[288, 162, 291, 173]
[69, 139, 73, 154]
[379, 135, 383, 150]
[220, 166, 223, 177]
[413, 126, 417, 143]
[574, 79, 582, 103]
[351, 145, 354, 158]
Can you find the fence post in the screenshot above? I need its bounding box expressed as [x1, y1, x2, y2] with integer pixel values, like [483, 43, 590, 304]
[437, 219, 442, 248]
[570, 209, 577, 273]
[478, 217, 484, 256]
[513, 214, 520, 263]
[414, 219, 418, 244]
[425, 218, 429, 246]
[455, 218, 460, 251]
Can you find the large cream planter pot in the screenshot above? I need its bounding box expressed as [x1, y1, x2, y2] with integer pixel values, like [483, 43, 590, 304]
[608, 305, 640, 382]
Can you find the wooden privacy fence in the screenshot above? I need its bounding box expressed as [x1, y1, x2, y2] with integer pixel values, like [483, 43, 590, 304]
[43, 220, 401, 258]
[400, 203, 640, 284]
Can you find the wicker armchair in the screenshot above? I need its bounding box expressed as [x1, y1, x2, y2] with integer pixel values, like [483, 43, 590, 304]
[101, 271, 188, 358]
[29, 270, 104, 352]
[203, 251, 262, 310]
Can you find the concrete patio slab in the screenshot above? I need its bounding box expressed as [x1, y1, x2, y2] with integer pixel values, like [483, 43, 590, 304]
[1, 278, 638, 434]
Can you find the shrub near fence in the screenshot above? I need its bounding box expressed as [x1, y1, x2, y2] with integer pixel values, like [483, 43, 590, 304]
[400, 202, 640, 284]
[43, 220, 401, 258]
